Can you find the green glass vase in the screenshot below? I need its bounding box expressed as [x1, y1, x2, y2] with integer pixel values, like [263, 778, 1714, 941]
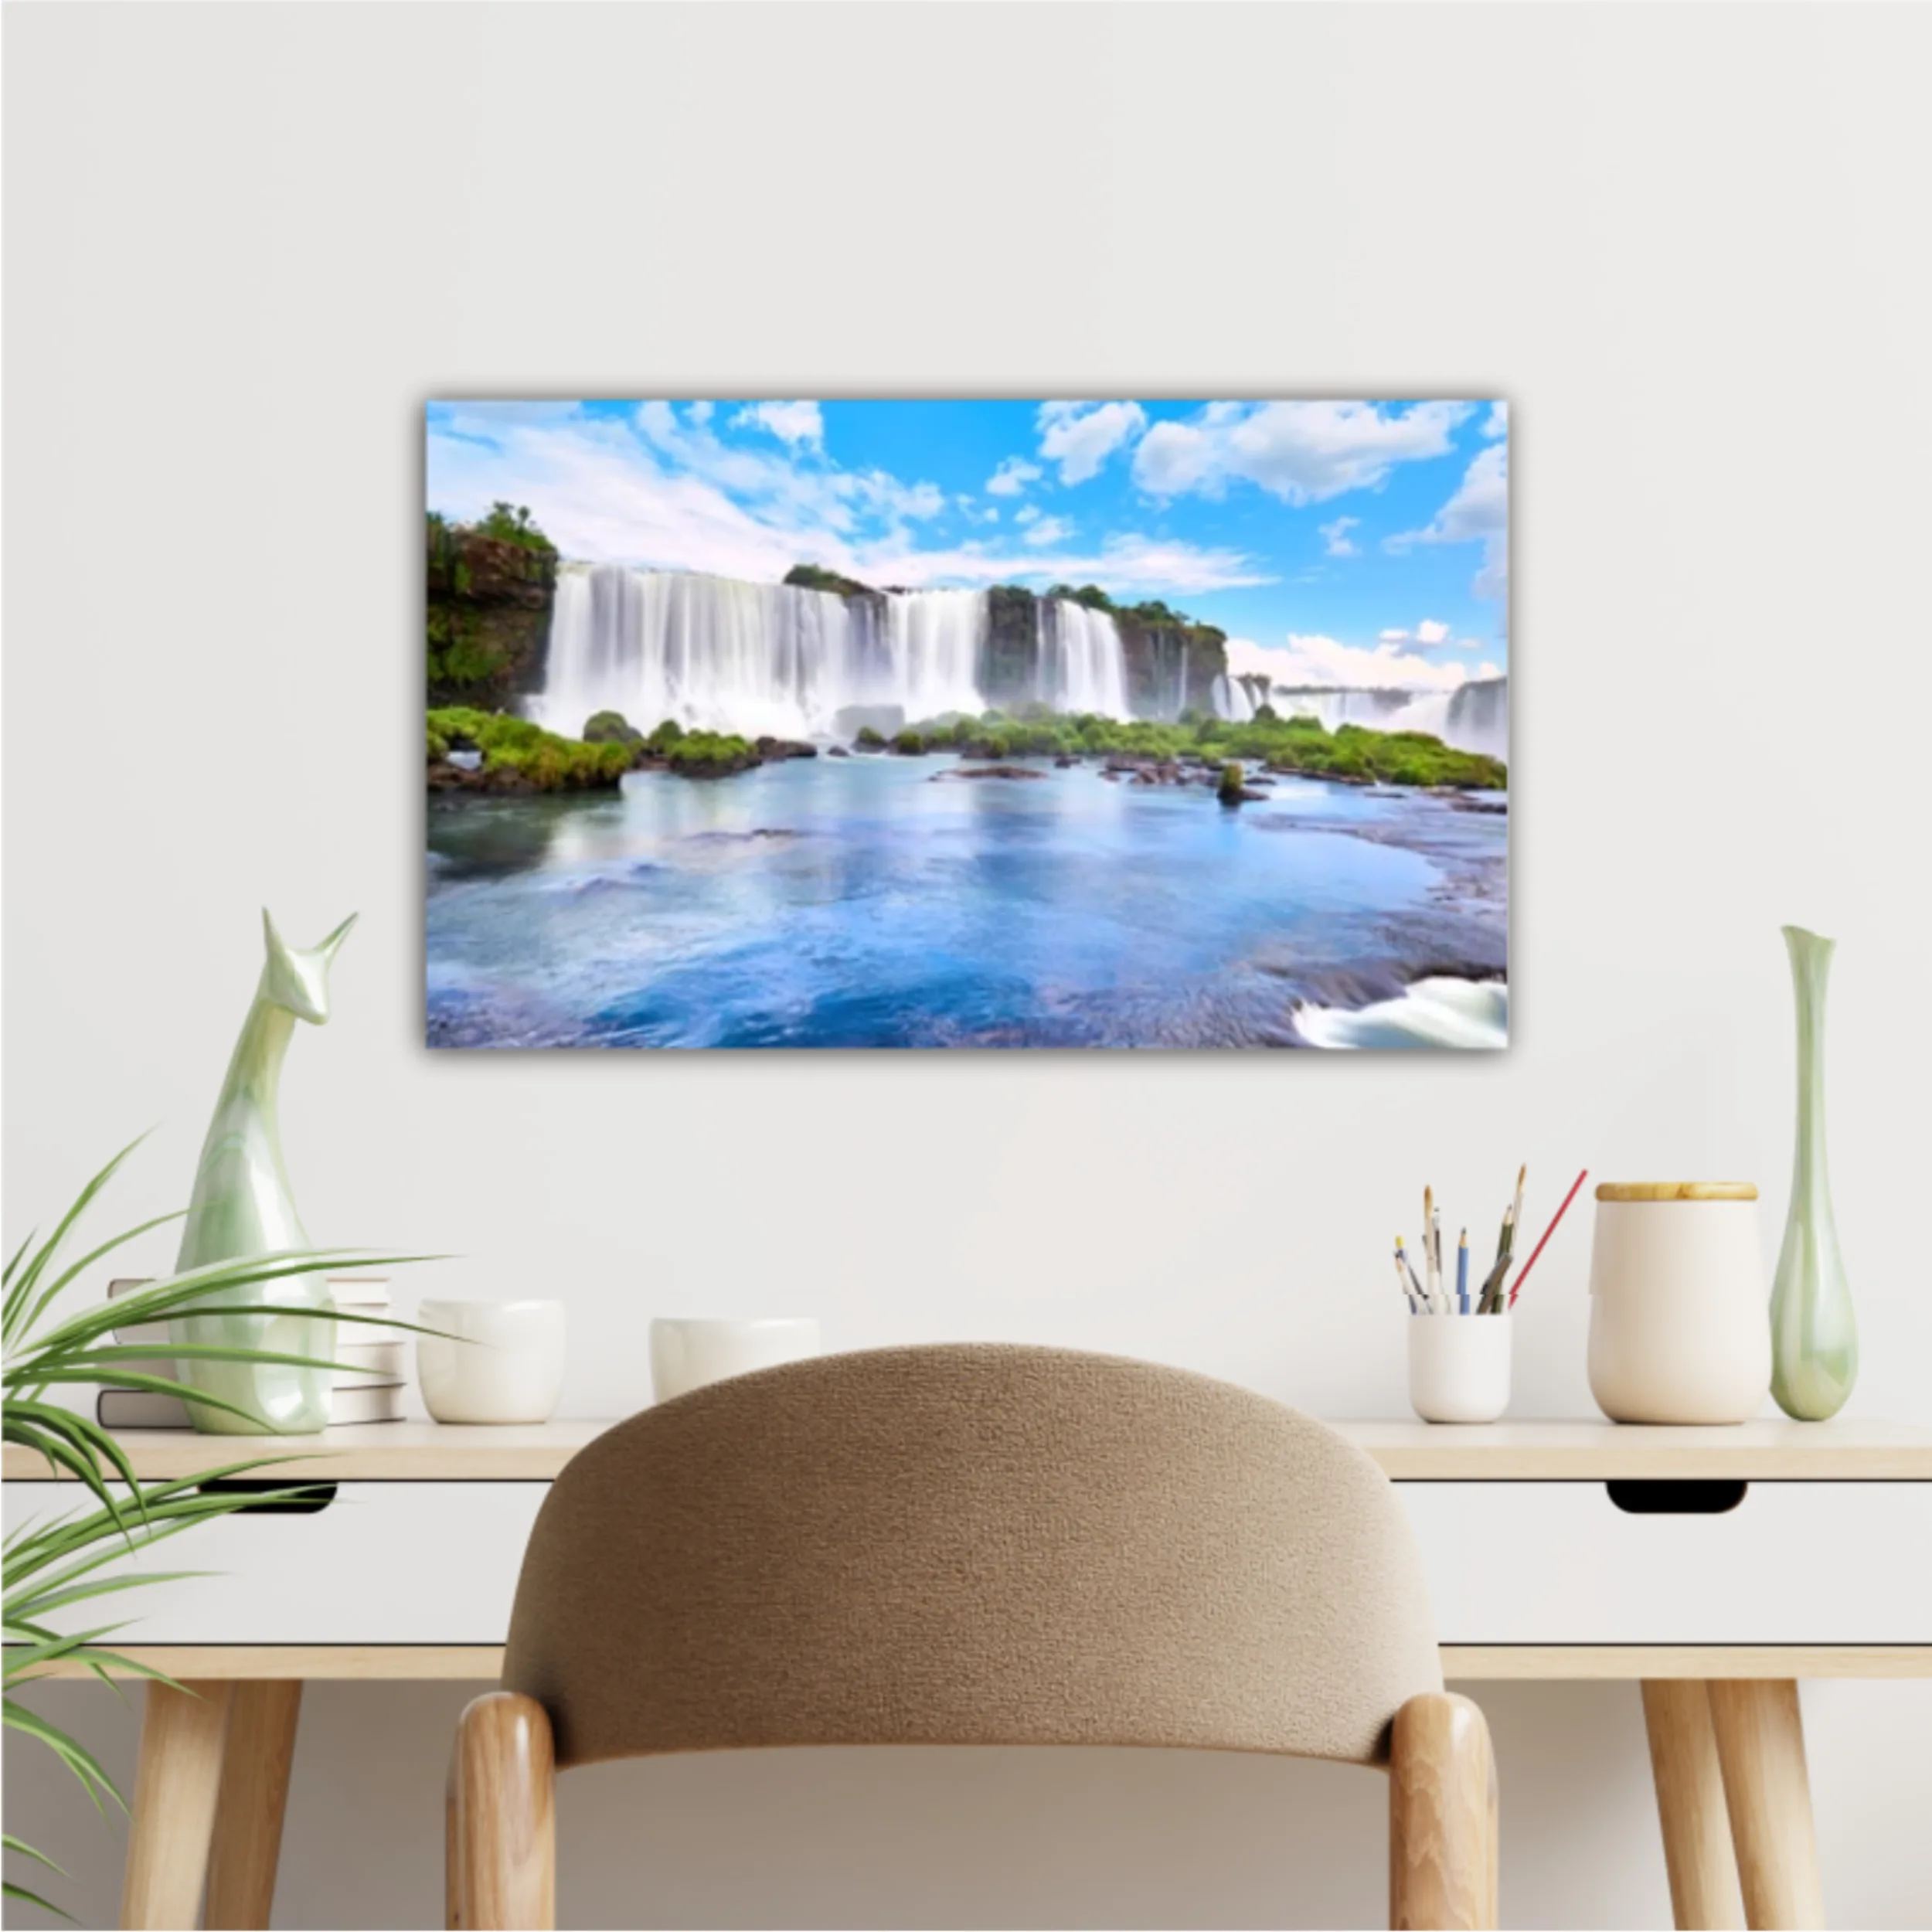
[1769, 926, 1858, 1420]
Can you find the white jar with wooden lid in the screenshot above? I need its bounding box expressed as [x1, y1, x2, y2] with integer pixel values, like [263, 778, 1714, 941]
[1587, 1182, 1770, 1423]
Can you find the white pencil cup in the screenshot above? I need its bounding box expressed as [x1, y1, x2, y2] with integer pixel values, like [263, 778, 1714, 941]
[1408, 1315, 1512, 1423]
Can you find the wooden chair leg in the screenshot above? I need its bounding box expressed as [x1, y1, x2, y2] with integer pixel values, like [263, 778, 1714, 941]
[121, 1680, 233, 1930]
[1643, 1680, 1745, 1930]
[203, 1680, 302, 1930]
[1708, 1680, 1825, 1930]
[446, 1754, 463, 1930]
[1390, 1691, 1498, 1930]
[449, 1691, 556, 1931]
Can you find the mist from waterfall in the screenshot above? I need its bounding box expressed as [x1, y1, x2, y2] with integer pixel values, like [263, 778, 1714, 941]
[1274, 677, 1509, 759]
[532, 565, 1134, 740]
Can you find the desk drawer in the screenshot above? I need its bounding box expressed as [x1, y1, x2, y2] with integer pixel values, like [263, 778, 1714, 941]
[2, 1481, 544, 1644]
[1398, 1481, 1932, 1645]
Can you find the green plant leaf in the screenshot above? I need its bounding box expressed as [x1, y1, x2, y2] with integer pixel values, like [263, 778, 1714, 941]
[13, 1572, 208, 1625]
[2, 1230, 39, 1292]
[18, 1342, 375, 1375]
[2, 1702, 124, 1815]
[19, 1250, 437, 1359]
[5, 1404, 148, 1523]
[1, 1420, 128, 1532]
[2, 1621, 139, 1676]
[2, 1875, 78, 1923]
[2, 1134, 152, 1349]
[3, 1369, 272, 1428]
[15, 1209, 189, 1345]
[2, 1836, 69, 1879]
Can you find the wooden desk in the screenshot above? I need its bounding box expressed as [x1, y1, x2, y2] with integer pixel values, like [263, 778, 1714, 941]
[8, 1418, 1930, 1930]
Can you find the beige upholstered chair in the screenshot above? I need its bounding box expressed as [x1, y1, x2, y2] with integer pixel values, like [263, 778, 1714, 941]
[447, 1345, 1497, 1930]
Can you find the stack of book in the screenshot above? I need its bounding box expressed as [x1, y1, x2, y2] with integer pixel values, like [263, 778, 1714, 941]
[97, 1275, 406, 1429]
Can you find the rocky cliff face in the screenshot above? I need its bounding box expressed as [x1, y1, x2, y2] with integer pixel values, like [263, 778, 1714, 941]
[975, 584, 1229, 717]
[427, 519, 558, 709]
[1115, 613, 1229, 716]
[982, 585, 1043, 708]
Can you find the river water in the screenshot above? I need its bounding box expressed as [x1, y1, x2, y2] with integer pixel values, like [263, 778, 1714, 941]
[425, 755, 1507, 1049]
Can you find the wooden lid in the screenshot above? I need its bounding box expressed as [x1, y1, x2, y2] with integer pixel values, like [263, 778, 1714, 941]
[1594, 1182, 1758, 1202]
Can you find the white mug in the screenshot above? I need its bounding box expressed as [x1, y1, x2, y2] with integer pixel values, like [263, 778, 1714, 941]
[417, 1299, 566, 1424]
[650, 1317, 821, 1404]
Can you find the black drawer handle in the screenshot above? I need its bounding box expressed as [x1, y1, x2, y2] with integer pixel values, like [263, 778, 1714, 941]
[1606, 1479, 1747, 1515]
[196, 1478, 338, 1515]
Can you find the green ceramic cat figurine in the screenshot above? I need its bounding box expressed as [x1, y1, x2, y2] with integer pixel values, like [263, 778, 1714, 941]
[170, 910, 356, 1434]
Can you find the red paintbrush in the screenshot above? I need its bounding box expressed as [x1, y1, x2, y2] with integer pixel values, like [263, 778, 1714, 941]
[1508, 1168, 1588, 1306]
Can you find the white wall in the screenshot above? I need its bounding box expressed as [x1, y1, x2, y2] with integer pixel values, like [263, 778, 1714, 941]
[5, 4, 1930, 1927]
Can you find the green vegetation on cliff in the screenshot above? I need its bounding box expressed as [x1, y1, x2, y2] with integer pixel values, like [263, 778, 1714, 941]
[784, 563, 876, 599]
[427, 510, 560, 709]
[427, 707, 631, 791]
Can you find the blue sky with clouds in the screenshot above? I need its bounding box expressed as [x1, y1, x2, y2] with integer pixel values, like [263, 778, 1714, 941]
[426, 398, 1508, 689]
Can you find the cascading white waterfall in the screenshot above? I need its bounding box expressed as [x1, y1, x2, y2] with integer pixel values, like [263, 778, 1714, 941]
[1211, 674, 1257, 723]
[883, 587, 989, 723]
[532, 566, 1132, 738]
[1037, 599, 1129, 716]
[1443, 677, 1509, 760]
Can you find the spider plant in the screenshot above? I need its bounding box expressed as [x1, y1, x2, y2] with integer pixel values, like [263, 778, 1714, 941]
[3, 1136, 433, 1920]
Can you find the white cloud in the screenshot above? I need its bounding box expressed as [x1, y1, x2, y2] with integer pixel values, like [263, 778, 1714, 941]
[849, 530, 1274, 595]
[985, 457, 1042, 497]
[1319, 515, 1360, 557]
[1226, 632, 1475, 692]
[1022, 515, 1073, 547]
[1483, 401, 1508, 439]
[839, 471, 946, 522]
[427, 407, 1275, 600]
[1378, 617, 1460, 648]
[1133, 400, 1470, 505]
[687, 400, 714, 426]
[1014, 505, 1039, 525]
[1386, 442, 1509, 600]
[731, 400, 824, 446]
[1036, 400, 1148, 485]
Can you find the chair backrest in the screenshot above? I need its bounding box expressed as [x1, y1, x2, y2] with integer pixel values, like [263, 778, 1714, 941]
[502, 1345, 1441, 1770]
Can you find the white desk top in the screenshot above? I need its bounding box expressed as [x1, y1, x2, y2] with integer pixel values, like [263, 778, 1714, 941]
[7, 1417, 1928, 1483]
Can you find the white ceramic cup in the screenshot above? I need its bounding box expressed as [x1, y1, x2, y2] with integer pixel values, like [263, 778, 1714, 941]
[650, 1317, 821, 1404]
[1407, 1315, 1512, 1423]
[417, 1299, 566, 1424]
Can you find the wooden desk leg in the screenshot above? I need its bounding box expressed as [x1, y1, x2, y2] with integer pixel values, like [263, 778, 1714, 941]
[1708, 1680, 1825, 1931]
[204, 1681, 303, 1930]
[1642, 1681, 1745, 1930]
[121, 1680, 233, 1930]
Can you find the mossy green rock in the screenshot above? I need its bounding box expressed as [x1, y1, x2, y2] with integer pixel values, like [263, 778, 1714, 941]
[427, 707, 631, 793]
[427, 512, 560, 709]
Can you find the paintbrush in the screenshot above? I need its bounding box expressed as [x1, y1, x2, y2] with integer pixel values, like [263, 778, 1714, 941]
[1478, 1206, 1514, 1312]
[1393, 1244, 1422, 1314]
[1423, 1186, 1438, 1306]
[1396, 1236, 1428, 1309]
